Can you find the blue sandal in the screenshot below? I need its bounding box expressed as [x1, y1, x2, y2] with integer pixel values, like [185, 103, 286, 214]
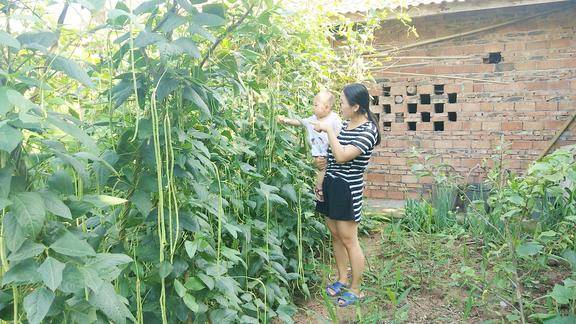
[325, 281, 347, 297]
[337, 291, 363, 307]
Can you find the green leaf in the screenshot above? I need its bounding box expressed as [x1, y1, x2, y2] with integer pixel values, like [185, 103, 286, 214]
[183, 294, 199, 312]
[174, 279, 186, 297]
[133, 31, 164, 48]
[134, 0, 162, 15]
[2, 259, 42, 285]
[209, 309, 237, 323]
[2, 212, 26, 252]
[184, 277, 205, 291]
[41, 191, 72, 219]
[83, 194, 127, 208]
[173, 38, 201, 58]
[198, 273, 214, 290]
[16, 32, 57, 51]
[50, 230, 96, 257]
[0, 197, 11, 210]
[11, 192, 46, 237]
[6, 89, 39, 112]
[184, 240, 198, 259]
[0, 167, 11, 199]
[48, 170, 75, 195]
[0, 124, 23, 153]
[46, 113, 98, 153]
[60, 264, 85, 293]
[0, 31, 20, 49]
[23, 287, 54, 324]
[47, 55, 95, 88]
[158, 261, 173, 279]
[193, 13, 226, 27]
[88, 282, 134, 324]
[188, 23, 216, 43]
[131, 189, 152, 216]
[159, 12, 187, 32]
[8, 240, 46, 262]
[545, 315, 576, 324]
[183, 86, 211, 117]
[0, 87, 11, 115]
[562, 249, 576, 271]
[550, 284, 574, 304]
[516, 241, 543, 258]
[38, 257, 65, 291]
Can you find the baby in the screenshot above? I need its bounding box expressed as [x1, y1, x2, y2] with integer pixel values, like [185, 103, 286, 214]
[278, 90, 342, 201]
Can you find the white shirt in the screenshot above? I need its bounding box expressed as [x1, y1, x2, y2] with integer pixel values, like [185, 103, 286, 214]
[300, 112, 342, 157]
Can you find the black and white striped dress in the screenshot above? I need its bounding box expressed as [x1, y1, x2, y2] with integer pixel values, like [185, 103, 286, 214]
[325, 121, 378, 222]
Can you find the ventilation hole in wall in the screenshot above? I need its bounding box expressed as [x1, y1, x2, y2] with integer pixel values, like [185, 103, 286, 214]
[383, 86, 391, 97]
[420, 94, 431, 104]
[421, 112, 431, 122]
[408, 122, 417, 131]
[434, 121, 444, 132]
[394, 95, 404, 104]
[395, 112, 404, 123]
[383, 121, 392, 131]
[383, 104, 391, 114]
[448, 93, 458, 103]
[434, 84, 444, 95]
[406, 85, 417, 96]
[448, 112, 457, 122]
[483, 52, 502, 64]
[371, 95, 379, 105]
[435, 103, 445, 113]
[408, 103, 417, 114]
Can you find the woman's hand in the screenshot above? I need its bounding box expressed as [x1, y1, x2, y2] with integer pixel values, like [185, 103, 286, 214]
[310, 121, 329, 133]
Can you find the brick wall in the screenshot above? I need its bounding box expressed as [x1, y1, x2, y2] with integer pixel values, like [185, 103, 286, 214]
[364, 2, 576, 200]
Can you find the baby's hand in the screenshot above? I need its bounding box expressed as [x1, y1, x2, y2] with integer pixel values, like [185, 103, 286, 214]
[310, 121, 329, 132]
[314, 157, 327, 170]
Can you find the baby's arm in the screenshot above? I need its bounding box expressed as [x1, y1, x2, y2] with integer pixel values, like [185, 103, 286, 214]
[277, 116, 304, 127]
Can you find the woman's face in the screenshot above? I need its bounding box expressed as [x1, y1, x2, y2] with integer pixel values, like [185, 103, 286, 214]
[340, 92, 359, 119]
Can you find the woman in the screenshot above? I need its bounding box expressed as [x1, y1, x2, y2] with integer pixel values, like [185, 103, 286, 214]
[312, 83, 380, 307]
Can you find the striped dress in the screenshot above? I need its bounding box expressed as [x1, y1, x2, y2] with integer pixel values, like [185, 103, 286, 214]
[325, 120, 378, 222]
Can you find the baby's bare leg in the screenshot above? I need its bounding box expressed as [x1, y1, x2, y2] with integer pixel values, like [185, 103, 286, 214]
[314, 157, 327, 201]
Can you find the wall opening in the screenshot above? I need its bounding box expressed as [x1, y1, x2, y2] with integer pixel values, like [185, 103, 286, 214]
[434, 121, 444, 131]
[421, 112, 431, 122]
[434, 84, 444, 95]
[420, 94, 431, 104]
[435, 103, 445, 113]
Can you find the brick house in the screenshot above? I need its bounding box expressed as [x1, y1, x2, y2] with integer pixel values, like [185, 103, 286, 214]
[338, 0, 576, 200]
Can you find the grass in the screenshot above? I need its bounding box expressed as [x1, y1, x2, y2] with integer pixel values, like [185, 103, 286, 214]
[294, 209, 571, 323]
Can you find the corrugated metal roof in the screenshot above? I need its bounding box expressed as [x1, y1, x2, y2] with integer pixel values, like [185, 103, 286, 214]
[330, 0, 468, 14]
[281, 0, 469, 14]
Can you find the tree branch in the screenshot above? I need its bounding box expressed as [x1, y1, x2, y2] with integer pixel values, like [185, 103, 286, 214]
[198, 2, 256, 69]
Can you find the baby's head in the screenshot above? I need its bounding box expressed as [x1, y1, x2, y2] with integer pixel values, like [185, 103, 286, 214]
[313, 90, 335, 118]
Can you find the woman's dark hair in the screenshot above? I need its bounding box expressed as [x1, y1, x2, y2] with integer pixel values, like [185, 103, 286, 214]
[343, 83, 381, 145]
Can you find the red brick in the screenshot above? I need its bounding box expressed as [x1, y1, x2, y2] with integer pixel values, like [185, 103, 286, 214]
[471, 141, 491, 149]
[503, 122, 523, 131]
[482, 122, 501, 131]
[372, 157, 389, 164]
[545, 120, 565, 129]
[515, 102, 536, 111]
[461, 122, 482, 131]
[389, 157, 406, 166]
[435, 141, 453, 149]
[511, 141, 532, 150]
[402, 175, 418, 184]
[462, 159, 482, 168]
[445, 122, 462, 131]
[493, 103, 515, 111]
[452, 140, 471, 149]
[523, 121, 544, 131]
[367, 173, 387, 183]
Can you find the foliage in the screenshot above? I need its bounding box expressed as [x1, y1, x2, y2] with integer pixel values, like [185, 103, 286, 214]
[0, 0, 383, 322]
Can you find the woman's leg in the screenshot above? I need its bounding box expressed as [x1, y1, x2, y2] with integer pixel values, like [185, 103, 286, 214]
[326, 218, 349, 287]
[336, 220, 364, 296]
